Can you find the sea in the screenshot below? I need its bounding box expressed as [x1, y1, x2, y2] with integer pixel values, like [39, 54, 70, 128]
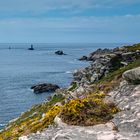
[0, 43, 128, 129]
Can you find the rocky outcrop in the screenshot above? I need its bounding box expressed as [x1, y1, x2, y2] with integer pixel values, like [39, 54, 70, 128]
[78, 55, 88, 61]
[55, 50, 66, 55]
[20, 68, 140, 140]
[20, 121, 118, 140]
[20, 79, 140, 140]
[123, 67, 140, 84]
[86, 48, 112, 61]
[108, 81, 140, 140]
[31, 83, 60, 93]
[74, 46, 140, 86]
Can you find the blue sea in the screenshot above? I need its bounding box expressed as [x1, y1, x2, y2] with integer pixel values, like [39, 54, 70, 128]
[0, 43, 127, 129]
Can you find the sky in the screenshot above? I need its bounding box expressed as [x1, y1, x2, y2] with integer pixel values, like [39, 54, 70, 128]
[0, 0, 140, 43]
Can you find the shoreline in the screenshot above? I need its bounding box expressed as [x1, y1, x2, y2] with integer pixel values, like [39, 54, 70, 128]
[0, 43, 140, 140]
[0, 44, 91, 130]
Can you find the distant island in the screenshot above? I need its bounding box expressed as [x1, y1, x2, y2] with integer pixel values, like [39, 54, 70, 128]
[0, 43, 140, 140]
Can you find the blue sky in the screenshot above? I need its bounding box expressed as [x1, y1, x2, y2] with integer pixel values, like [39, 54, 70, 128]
[0, 0, 140, 43]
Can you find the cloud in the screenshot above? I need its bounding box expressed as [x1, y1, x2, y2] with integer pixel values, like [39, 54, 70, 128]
[0, 1, 139, 43]
[0, 0, 139, 20]
[1, 14, 139, 28]
[0, 14, 140, 43]
[0, 0, 140, 12]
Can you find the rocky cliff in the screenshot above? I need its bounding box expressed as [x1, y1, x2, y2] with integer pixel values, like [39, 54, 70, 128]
[75, 43, 140, 85]
[20, 79, 140, 140]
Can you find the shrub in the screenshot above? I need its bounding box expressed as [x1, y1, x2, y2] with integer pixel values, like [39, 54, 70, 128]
[68, 82, 78, 91]
[60, 93, 120, 126]
[109, 54, 122, 71]
[0, 94, 64, 140]
[30, 105, 62, 133]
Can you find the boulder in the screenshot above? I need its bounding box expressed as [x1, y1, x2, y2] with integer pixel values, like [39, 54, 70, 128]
[31, 83, 60, 93]
[123, 67, 140, 84]
[55, 50, 66, 55]
[87, 48, 112, 61]
[73, 69, 84, 82]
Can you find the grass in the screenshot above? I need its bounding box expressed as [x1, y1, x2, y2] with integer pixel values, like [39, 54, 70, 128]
[68, 82, 78, 91]
[0, 94, 64, 140]
[99, 58, 140, 83]
[0, 91, 120, 139]
[91, 58, 140, 94]
[1, 44, 140, 140]
[124, 43, 140, 52]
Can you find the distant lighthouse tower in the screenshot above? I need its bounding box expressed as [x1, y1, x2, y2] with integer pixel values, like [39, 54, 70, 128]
[28, 44, 34, 50]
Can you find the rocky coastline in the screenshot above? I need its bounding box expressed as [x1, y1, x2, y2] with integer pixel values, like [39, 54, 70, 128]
[0, 43, 140, 140]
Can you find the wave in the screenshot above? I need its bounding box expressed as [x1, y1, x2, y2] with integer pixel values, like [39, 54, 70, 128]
[0, 123, 6, 127]
[41, 71, 66, 74]
[65, 71, 72, 74]
[68, 61, 76, 64]
[70, 48, 85, 51]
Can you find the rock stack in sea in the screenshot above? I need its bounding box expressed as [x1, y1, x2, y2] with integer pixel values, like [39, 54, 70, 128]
[31, 83, 60, 93]
[55, 50, 66, 55]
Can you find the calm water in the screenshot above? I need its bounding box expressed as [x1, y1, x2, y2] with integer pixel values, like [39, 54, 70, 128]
[0, 43, 126, 129]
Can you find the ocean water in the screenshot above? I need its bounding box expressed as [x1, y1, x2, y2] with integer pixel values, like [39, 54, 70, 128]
[0, 43, 125, 129]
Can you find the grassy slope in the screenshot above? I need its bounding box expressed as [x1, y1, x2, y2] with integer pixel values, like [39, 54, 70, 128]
[0, 94, 64, 140]
[124, 43, 140, 51]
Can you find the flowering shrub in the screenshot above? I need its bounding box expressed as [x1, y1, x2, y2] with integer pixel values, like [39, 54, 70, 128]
[30, 105, 62, 132]
[0, 137, 3, 140]
[0, 94, 64, 140]
[60, 93, 120, 126]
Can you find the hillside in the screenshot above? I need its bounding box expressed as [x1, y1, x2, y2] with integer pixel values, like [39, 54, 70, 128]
[0, 43, 140, 140]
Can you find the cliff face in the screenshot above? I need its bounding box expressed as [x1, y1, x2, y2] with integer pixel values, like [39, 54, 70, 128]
[68, 43, 140, 100]
[74, 44, 140, 86]
[20, 77, 140, 140]
[0, 43, 140, 140]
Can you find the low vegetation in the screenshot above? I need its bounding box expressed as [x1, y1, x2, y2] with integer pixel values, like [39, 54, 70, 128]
[1, 44, 140, 140]
[0, 94, 64, 140]
[94, 58, 140, 94]
[124, 43, 140, 51]
[0, 91, 120, 140]
[60, 92, 120, 126]
[68, 81, 78, 91]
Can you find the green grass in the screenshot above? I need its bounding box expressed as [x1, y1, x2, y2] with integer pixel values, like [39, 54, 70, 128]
[91, 58, 140, 94]
[1, 43, 140, 140]
[68, 82, 78, 91]
[124, 43, 140, 52]
[0, 94, 64, 140]
[98, 58, 140, 83]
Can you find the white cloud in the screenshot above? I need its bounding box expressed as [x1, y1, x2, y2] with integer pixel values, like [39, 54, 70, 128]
[0, 0, 139, 12]
[0, 1, 139, 42]
[0, 14, 140, 31]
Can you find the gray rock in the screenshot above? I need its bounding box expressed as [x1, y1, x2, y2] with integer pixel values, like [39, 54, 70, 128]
[123, 67, 140, 84]
[55, 50, 66, 55]
[20, 72, 140, 140]
[79, 56, 88, 61]
[31, 83, 60, 93]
